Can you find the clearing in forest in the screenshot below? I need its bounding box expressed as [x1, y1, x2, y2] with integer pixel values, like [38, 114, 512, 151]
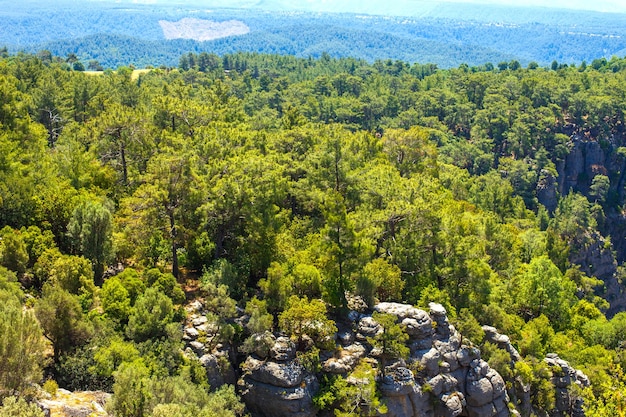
[159, 18, 250, 41]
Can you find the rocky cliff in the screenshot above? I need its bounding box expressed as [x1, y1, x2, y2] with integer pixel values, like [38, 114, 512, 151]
[35, 300, 590, 417]
[182, 300, 589, 417]
[539, 130, 626, 316]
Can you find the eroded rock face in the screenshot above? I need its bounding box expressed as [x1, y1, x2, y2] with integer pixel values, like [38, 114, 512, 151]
[365, 302, 510, 417]
[238, 338, 319, 417]
[554, 133, 626, 316]
[238, 373, 319, 417]
[536, 170, 558, 213]
[182, 297, 238, 388]
[545, 354, 590, 417]
[380, 367, 434, 417]
[483, 326, 589, 417]
[238, 302, 589, 417]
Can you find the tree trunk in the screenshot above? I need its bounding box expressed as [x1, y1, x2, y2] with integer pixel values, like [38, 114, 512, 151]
[120, 142, 128, 187]
[169, 210, 178, 279]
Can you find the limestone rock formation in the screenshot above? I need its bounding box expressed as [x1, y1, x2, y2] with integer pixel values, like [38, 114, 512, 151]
[37, 389, 110, 417]
[182, 297, 237, 387]
[545, 354, 589, 417]
[554, 131, 626, 315]
[536, 170, 558, 213]
[232, 301, 589, 417]
[238, 337, 319, 417]
[483, 325, 589, 417]
[239, 302, 513, 417]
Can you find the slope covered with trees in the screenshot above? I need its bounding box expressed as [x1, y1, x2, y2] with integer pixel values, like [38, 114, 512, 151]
[2, 51, 626, 415]
[2, 0, 626, 69]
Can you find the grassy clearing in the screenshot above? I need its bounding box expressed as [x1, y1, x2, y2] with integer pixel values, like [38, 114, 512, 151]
[83, 69, 152, 80]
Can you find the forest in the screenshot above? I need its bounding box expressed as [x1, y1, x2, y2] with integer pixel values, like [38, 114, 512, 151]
[2, 0, 626, 69]
[2, 50, 626, 416]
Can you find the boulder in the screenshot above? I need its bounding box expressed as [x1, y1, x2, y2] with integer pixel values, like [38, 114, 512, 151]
[381, 367, 416, 397]
[184, 326, 199, 340]
[488, 369, 506, 400]
[417, 347, 441, 376]
[466, 377, 494, 407]
[467, 401, 496, 417]
[403, 316, 434, 339]
[270, 337, 296, 362]
[429, 302, 448, 317]
[244, 357, 306, 388]
[238, 373, 319, 417]
[357, 316, 382, 340]
[426, 373, 458, 397]
[375, 302, 427, 320]
[438, 392, 466, 417]
[322, 343, 366, 374]
[192, 315, 208, 326]
[189, 340, 206, 356]
[381, 373, 434, 417]
[199, 353, 225, 388]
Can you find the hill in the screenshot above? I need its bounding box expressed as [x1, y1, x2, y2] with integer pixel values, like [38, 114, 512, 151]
[1, 0, 625, 68]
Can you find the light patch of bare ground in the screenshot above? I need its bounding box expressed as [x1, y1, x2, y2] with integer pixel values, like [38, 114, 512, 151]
[159, 18, 250, 41]
[39, 389, 110, 416]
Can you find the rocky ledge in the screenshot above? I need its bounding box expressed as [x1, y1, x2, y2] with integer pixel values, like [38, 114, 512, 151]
[230, 301, 508, 417]
[220, 302, 589, 417]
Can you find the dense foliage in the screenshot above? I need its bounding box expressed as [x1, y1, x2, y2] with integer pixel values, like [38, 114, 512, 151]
[2, 50, 626, 415]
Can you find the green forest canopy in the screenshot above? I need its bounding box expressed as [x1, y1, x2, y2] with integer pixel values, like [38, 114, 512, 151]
[2, 50, 626, 414]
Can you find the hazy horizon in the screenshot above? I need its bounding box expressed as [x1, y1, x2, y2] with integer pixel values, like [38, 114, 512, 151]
[123, 0, 626, 14]
[440, 0, 626, 13]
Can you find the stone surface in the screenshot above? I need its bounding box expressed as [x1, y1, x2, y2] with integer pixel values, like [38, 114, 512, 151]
[270, 337, 296, 362]
[357, 316, 382, 339]
[402, 314, 434, 340]
[536, 170, 558, 213]
[418, 347, 442, 376]
[244, 357, 306, 388]
[376, 302, 426, 320]
[238, 373, 319, 417]
[439, 392, 465, 417]
[429, 302, 448, 317]
[37, 391, 109, 417]
[231, 302, 589, 417]
[322, 343, 366, 374]
[466, 377, 495, 407]
[184, 326, 199, 340]
[189, 340, 206, 355]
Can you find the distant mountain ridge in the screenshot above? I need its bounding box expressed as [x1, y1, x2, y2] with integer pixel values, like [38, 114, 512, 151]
[1, 0, 625, 68]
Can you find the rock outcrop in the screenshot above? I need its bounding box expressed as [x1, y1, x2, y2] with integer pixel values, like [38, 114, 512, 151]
[536, 170, 558, 213]
[552, 131, 626, 315]
[238, 337, 319, 417]
[483, 326, 589, 417]
[375, 302, 511, 417]
[239, 302, 513, 417]
[569, 230, 624, 316]
[183, 297, 238, 387]
[545, 354, 589, 417]
[37, 389, 110, 417]
[187, 300, 589, 417]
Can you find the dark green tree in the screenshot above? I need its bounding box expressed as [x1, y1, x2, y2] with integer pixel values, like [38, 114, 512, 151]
[35, 285, 93, 362]
[367, 312, 409, 376]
